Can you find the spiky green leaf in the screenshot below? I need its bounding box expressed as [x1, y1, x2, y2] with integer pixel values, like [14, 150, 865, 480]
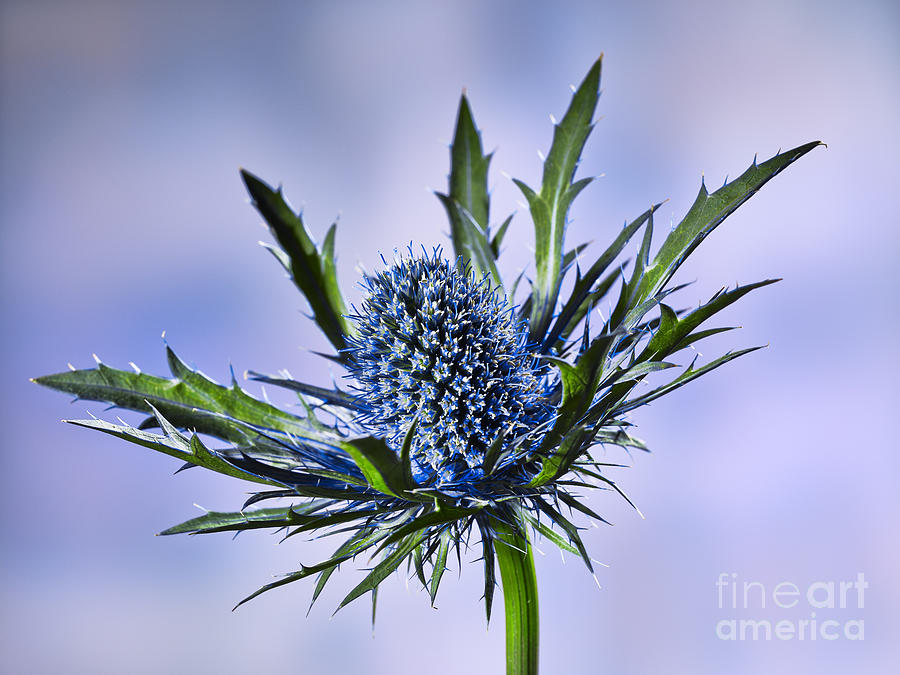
[336, 532, 426, 612]
[375, 504, 482, 553]
[159, 502, 332, 536]
[241, 169, 353, 354]
[235, 543, 380, 611]
[446, 94, 490, 232]
[245, 370, 357, 409]
[642, 279, 779, 359]
[490, 213, 514, 258]
[553, 266, 623, 351]
[338, 436, 424, 499]
[66, 416, 282, 487]
[34, 348, 321, 445]
[618, 346, 765, 414]
[309, 527, 392, 613]
[429, 528, 452, 605]
[610, 208, 655, 328]
[547, 204, 658, 348]
[438, 94, 504, 286]
[634, 142, 823, 306]
[533, 499, 593, 571]
[437, 195, 503, 289]
[518, 57, 602, 341]
[476, 518, 497, 625]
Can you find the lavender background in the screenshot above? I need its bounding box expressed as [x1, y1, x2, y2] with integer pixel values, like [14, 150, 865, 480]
[2, 1, 898, 673]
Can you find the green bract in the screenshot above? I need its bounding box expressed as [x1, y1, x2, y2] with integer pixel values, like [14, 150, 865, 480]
[35, 57, 820, 675]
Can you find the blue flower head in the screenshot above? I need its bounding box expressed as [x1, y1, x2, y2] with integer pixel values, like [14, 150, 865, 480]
[347, 249, 550, 486]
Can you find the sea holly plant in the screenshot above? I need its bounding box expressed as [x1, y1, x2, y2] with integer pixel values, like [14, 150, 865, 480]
[35, 57, 820, 674]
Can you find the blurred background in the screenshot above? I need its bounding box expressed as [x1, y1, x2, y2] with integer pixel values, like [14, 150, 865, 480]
[2, 1, 898, 673]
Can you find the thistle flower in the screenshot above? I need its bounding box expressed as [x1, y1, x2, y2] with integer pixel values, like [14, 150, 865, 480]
[34, 57, 821, 675]
[346, 249, 551, 486]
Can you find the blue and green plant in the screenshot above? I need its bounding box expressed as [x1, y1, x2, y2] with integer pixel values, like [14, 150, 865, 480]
[34, 57, 820, 675]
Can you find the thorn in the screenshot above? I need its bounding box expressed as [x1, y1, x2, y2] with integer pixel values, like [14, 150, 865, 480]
[161, 330, 167, 340]
[193, 503, 209, 513]
[92, 353, 101, 365]
[537, 150, 545, 161]
[549, 113, 556, 124]
[129, 362, 141, 374]
[67, 363, 76, 371]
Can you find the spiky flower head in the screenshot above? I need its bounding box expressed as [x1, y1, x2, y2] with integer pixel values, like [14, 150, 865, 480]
[347, 249, 549, 486]
[34, 56, 820, 671]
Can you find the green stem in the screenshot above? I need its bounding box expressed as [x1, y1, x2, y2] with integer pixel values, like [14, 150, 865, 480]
[493, 520, 539, 675]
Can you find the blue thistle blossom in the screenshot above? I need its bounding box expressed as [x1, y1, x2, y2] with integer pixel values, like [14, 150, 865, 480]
[34, 57, 821, 674]
[346, 249, 551, 486]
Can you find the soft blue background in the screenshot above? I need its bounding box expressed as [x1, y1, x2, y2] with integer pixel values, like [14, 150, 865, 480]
[2, 1, 898, 673]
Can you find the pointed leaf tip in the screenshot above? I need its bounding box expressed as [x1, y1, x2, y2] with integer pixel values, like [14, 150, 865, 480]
[524, 58, 604, 340]
[241, 169, 353, 354]
[443, 90, 498, 285]
[635, 141, 822, 306]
